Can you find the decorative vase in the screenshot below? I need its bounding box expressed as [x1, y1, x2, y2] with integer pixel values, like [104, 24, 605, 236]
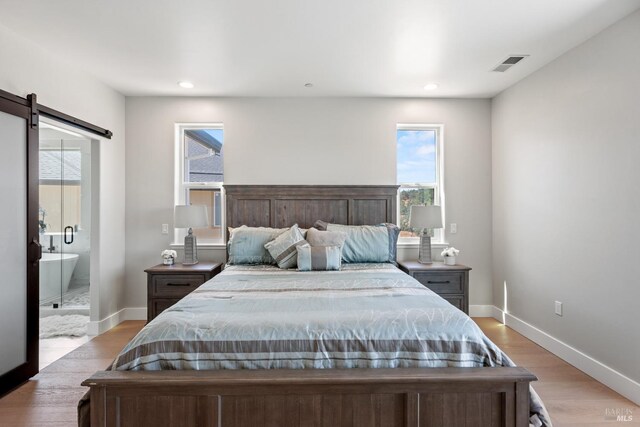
[444, 256, 456, 266]
[163, 257, 175, 266]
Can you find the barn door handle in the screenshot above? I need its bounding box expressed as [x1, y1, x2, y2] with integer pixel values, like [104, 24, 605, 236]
[30, 238, 42, 265]
[64, 226, 74, 244]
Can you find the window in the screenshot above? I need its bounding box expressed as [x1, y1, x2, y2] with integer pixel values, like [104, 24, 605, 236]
[39, 145, 89, 233]
[175, 124, 224, 244]
[397, 124, 444, 242]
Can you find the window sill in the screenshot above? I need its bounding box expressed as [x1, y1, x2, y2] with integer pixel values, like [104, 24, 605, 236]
[397, 241, 448, 249]
[170, 242, 226, 250]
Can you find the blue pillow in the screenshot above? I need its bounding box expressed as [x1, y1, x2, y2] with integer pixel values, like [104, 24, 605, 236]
[227, 226, 287, 265]
[313, 221, 400, 264]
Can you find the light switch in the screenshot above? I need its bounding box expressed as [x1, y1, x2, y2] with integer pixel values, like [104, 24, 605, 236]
[161, 224, 169, 235]
[555, 301, 563, 316]
[450, 223, 457, 234]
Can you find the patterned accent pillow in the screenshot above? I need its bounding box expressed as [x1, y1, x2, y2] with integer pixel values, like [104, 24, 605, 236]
[264, 224, 307, 269]
[227, 226, 288, 265]
[296, 243, 342, 271]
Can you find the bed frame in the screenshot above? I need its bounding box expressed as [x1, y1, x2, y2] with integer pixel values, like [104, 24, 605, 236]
[82, 185, 537, 427]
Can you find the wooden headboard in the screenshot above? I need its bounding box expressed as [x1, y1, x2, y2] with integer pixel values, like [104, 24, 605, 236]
[224, 185, 399, 231]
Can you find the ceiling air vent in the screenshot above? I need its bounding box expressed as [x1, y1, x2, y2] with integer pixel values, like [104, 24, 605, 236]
[492, 55, 529, 72]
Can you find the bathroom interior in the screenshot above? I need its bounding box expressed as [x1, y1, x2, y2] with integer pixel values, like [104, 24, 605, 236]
[38, 120, 94, 367]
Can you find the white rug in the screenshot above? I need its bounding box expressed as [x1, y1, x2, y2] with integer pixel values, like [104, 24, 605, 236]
[40, 314, 89, 339]
[63, 286, 90, 307]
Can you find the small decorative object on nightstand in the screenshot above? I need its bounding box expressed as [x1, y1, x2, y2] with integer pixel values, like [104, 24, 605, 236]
[398, 260, 471, 314]
[145, 262, 222, 322]
[441, 247, 460, 266]
[161, 249, 177, 265]
[409, 205, 443, 264]
[174, 205, 209, 265]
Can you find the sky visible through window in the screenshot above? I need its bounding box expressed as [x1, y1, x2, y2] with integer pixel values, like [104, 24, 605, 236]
[205, 129, 224, 143]
[397, 130, 436, 184]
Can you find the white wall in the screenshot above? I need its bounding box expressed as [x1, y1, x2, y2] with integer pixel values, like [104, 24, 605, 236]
[0, 24, 127, 323]
[125, 97, 493, 309]
[492, 9, 640, 385]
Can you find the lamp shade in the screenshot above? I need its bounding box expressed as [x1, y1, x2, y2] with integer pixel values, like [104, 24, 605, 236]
[174, 205, 209, 229]
[409, 205, 443, 229]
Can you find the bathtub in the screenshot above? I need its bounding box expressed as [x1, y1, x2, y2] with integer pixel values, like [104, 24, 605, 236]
[39, 253, 79, 302]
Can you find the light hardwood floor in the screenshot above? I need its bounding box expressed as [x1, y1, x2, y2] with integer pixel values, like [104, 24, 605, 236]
[474, 318, 639, 426]
[0, 321, 142, 427]
[39, 336, 91, 370]
[0, 318, 637, 427]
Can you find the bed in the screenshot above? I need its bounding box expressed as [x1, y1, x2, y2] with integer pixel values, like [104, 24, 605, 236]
[81, 185, 550, 427]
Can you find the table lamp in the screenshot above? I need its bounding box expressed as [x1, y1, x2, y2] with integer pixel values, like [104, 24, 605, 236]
[174, 205, 209, 265]
[409, 205, 443, 264]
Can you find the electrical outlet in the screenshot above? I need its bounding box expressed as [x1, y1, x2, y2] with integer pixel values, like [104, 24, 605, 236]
[450, 223, 457, 234]
[555, 301, 563, 316]
[161, 224, 169, 235]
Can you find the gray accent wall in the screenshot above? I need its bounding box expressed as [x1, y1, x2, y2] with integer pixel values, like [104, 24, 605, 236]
[124, 97, 493, 310]
[492, 10, 640, 383]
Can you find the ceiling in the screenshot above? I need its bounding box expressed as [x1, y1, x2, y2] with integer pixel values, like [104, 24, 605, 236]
[1, 0, 639, 98]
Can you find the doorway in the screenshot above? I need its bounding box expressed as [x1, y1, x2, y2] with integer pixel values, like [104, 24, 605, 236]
[38, 120, 95, 368]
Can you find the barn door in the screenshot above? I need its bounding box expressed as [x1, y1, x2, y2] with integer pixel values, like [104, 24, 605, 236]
[0, 90, 40, 395]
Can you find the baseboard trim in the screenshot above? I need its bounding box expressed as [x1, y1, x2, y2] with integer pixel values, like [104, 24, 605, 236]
[87, 307, 147, 336]
[469, 305, 494, 317]
[123, 307, 147, 321]
[491, 306, 640, 405]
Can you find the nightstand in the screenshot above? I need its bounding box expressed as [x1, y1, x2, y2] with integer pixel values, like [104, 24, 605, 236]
[145, 262, 222, 322]
[398, 260, 471, 314]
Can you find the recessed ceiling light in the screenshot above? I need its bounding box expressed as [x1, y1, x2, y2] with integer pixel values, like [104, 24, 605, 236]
[178, 81, 194, 89]
[304, 83, 313, 88]
[423, 83, 439, 91]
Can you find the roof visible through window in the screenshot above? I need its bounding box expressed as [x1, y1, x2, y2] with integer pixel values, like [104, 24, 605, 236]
[185, 129, 224, 183]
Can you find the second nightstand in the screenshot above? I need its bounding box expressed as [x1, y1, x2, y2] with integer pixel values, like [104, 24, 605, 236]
[398, 260, 471, 314]
[145, 262, 222, 322]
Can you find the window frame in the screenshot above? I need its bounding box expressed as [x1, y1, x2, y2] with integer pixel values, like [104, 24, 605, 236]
[173, 123, 225, 245]
[396, 124, 446, 244]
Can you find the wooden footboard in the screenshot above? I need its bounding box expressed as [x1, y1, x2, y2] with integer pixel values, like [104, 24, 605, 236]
[82, 367, 535, 427]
